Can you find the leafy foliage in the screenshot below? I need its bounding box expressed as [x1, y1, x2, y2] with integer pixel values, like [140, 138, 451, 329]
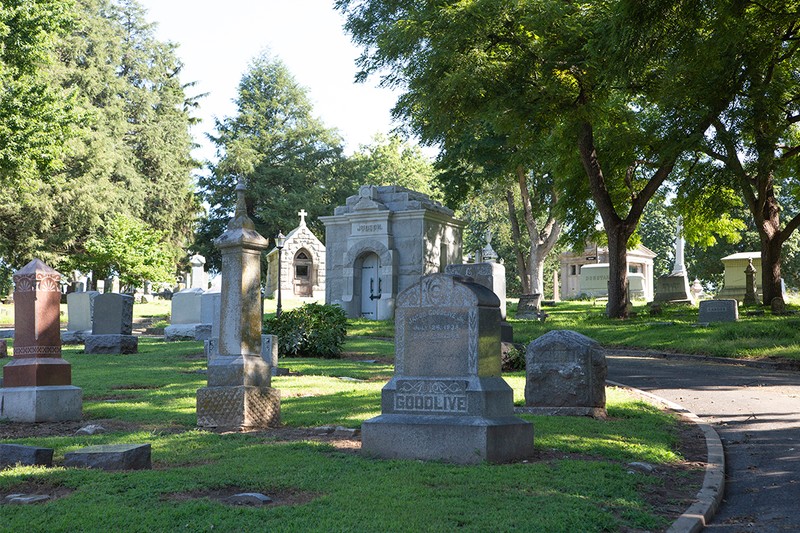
[81, 214, 175, 289]
[196, 52, 355, 272]
[0, 0, 198, 276]
[264, 303, 348, 358]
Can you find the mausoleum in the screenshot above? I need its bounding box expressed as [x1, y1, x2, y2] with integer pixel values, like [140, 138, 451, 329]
[559, 244, 656, 301]
[265, 209, 325, 299]
[320, 185, 464, 320]
[718, 252, 763, 301]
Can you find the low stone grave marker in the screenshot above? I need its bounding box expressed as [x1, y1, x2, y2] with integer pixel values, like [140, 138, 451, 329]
[361, 273, 533, 464]
[522, 330, 607, 417]
[63, 443, 151, 470]
[698, 299, 738, 323]
[0, 444, 54, 468]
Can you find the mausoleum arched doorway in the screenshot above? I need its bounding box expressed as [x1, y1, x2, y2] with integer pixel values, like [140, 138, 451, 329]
[293, 249, 313, 297]
[356, 252, 381, 319]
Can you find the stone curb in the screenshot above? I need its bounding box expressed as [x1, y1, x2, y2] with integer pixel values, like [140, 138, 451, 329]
[608, 347, 800, 372]
[607, 380, 725, 533]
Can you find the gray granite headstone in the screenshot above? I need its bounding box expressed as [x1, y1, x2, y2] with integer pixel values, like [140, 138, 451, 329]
[85, 293, 137, 354]
[698, 299, 738, 323]
[63, 443, 151, 470]
[522, 330, 606, 417]
[0, 444, 54, 467]
[361, 273, 533, 464]
[92, 293, 134, 335]
[64, 291, 99, 344]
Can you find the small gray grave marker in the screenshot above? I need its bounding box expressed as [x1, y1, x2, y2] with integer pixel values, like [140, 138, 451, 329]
[698, 299, 738, 323]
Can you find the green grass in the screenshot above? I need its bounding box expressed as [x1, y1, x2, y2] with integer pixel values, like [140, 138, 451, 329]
[0, 337, 687, 532]
[504, 300, 800, 361]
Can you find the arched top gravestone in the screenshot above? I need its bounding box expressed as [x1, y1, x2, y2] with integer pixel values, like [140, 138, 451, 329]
[361, 273, 533, 464]
[394, 274, 500, 378]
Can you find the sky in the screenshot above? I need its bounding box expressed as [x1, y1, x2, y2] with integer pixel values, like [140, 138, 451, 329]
[136, 0, 402, 162]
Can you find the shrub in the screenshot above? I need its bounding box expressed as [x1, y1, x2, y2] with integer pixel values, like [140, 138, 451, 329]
[502, 344, 526, 371]
[263, 303, 348, 358]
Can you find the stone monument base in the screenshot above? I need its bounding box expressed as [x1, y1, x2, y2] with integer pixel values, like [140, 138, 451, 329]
[84, 334, 138, 354]
[361, 414, 533, 464]
[0, 385, 82, 422]
[196, 385, 280, 428]
[61, 329, 91, 345]
[164, 323, 212, 342]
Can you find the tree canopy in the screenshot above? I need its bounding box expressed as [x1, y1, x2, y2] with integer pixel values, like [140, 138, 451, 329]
[195, 52, 355, 272]
[0, 0, 199, 283]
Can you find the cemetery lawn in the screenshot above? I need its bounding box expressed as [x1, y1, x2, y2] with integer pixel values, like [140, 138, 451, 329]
[0, 337, 703, 532]
[509, 300, 800, 362]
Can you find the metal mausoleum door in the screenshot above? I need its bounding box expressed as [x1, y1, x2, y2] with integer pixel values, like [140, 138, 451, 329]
[360, 253, 380, 319]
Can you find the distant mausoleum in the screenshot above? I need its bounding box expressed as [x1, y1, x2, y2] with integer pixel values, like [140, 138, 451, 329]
[718, 252, 763, 301]
[320, 185, 464, 320]
[265, 210, 326, 300]
[559, 244, 656, 301]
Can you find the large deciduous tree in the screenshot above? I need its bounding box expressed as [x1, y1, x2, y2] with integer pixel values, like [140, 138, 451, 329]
[196, 52, 354, 272]
[697, 1, 800, 304]
[337, 0, 735, 317]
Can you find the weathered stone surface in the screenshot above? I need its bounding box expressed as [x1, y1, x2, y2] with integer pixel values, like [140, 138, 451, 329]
[170, 288, 204, 325]
[63, 443, 151, 470]
[362, 273, 533, 464]
[61, 330, 90, 345]
[445, 262, 507, 319]
[320, 185, 464, 321]
[84, 334, 138, 354]
[196, 179, 279, 430]
[515, 293, 542, 319]
[75, 424, 106, 435]
[164, 323, 211, 342]
[66, 291, 99, 333]
[226, 492, 272, 505]
[0, 385, 82, 422]
[653, 273, 693, 303]
[524, 330, 606, 417]
[196, 385, 280, 428]
[698, 299, 738, 323]
[0, 444, 54, 467]
[5, 494, 51, 504]
[92, 293, 134, 335]
[771, 297, 786, 315]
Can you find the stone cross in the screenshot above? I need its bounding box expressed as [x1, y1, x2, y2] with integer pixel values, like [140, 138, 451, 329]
[298, 209, 308, 226]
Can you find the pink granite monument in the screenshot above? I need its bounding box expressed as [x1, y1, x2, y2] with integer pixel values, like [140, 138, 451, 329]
[0, 259, 82, 421]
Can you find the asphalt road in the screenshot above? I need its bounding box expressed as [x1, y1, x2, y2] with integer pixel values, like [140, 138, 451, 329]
[607, 352, 800, 532]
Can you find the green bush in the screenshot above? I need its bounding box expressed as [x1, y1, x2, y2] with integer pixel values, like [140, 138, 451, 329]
[263, 302, 348, 358]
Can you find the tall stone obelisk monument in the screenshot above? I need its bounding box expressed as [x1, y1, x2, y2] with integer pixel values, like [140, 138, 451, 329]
[196, 178, 280, 428]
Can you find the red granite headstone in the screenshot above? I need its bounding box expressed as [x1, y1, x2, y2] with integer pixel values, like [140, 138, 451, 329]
[2, 259, 72, 387]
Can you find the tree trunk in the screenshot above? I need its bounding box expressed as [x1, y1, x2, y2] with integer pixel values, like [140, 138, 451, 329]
[759, 192, 783, 305]
[605, 223, 631, 318]
[505, 188, 531, 294]
[516, 166, 561, 298]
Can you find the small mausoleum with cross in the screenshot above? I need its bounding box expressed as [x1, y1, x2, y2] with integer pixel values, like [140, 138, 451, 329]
[320, 185, 464, 320]
[265, 209, 326, 300]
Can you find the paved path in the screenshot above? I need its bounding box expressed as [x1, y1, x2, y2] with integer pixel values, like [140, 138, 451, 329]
[607, 351, 800, 532]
